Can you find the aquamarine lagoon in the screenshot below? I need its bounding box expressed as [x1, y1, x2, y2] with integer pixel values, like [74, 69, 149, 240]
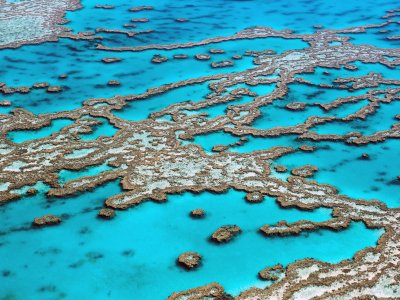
[0, 0, 400, 299]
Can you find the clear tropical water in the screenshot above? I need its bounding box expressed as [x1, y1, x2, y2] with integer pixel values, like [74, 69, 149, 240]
[0, 0, 399, 299]
[0, 185, 382, 299]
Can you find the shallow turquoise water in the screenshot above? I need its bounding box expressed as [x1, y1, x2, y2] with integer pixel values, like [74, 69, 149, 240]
[114, 81, 214, 121]
[1, 0, 399, 298]
[0, 186, 382, 299]
[313, 100, 400, 136]
[79, 117, 119, 140]
[66, 0, 398, 42]
[58, 162, 114, 185]
[0, 36, 306, 115]
[278, 82, 376, 106]
[274, 139, 400, 208]
[7, 119, 74, 143]
[298, 61, 400, 85]
[191, 95, 255, 119]
[342, 22, 400, 49]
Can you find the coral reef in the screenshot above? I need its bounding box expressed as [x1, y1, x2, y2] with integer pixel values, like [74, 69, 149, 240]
[291, 165, 318, 178]
[190, 209, 205, 218]
[211, 225, 241, 243]
[98, 208, 116, 219]
[245, 192, 264, 203]
[101, 57, 122, 64]
[33, 215, 62, 227]
[1, 4, 400, 299]
[168, 283, 229, 300]
[177, 252, 202, 270]
[258, 264, 285, 281]
[0, 0, 82, 49]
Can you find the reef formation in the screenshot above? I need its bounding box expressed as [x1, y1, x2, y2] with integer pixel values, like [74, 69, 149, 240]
[0, 1, 400, 299]
[0, 0, 84, 49]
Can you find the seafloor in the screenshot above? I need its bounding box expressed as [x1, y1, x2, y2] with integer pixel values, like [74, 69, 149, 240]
[0, 0, 400, 299]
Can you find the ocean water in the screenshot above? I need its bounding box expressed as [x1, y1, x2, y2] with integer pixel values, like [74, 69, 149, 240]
[7, 119, 75, 143]
[0, 37, 306, 115]
[298, 61, 400, 85]
[58, 161, 114, 184]
[79, 117, 119, 140]
[313, 100, 400, 136]
[0, 186, 382, 299]
[113, 81, 214, 121]
[342, 22, 400, 49]
[273, 139, 400, 208]
[1, 0, 399, 299]
[65, 0, 398, 42]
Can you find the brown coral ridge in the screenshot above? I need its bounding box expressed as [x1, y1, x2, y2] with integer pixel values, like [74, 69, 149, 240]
[210, 137, 249, 153]
[190, 209, 205, 219]
[107, 80, 121, 86]
[32, 82, 50, 89]
[33, 215, 62, 227]
[131, 18, 149, 23]
[209, 48, 225, 54]
[128, 6, 154, 12]
[244, 49, 276, 57]
[94, 5, 115, 9]
[290, 165, 318, 178]
[177, 252, 202, 270]
[26, 188, 38, 196]
[258, 263, 285, 281]
[98, 208, 116, 219]
[168, 282, 231, 300]
[95, 27, 301, 52]
[0, 0, 83, 49]
[101, 57, 122, 64]
[95, 28, 154, 38]
[47, 86, 63, 93]
[151, 54, 169, 64]
[0, 100, 11, 106]
[211, 225, 241, 243]
[259, 218, 350, 237]
[195, 54, 211, 61]
[212, 145, 229, 152]
[245, 192, 264, 203]
[274, 165, 287, 173]
[173, 54, 189, 59]
[1, 83, 31, 95]
[298, 144, 315, 152]
[211, 60, 234, 68]
[285, 102, 306, 111]
[175, 18, 189, 23]
[0, 103, 292, 208]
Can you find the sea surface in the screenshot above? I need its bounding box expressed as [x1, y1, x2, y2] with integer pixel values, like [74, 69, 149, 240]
[0, 0, 399, 299]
